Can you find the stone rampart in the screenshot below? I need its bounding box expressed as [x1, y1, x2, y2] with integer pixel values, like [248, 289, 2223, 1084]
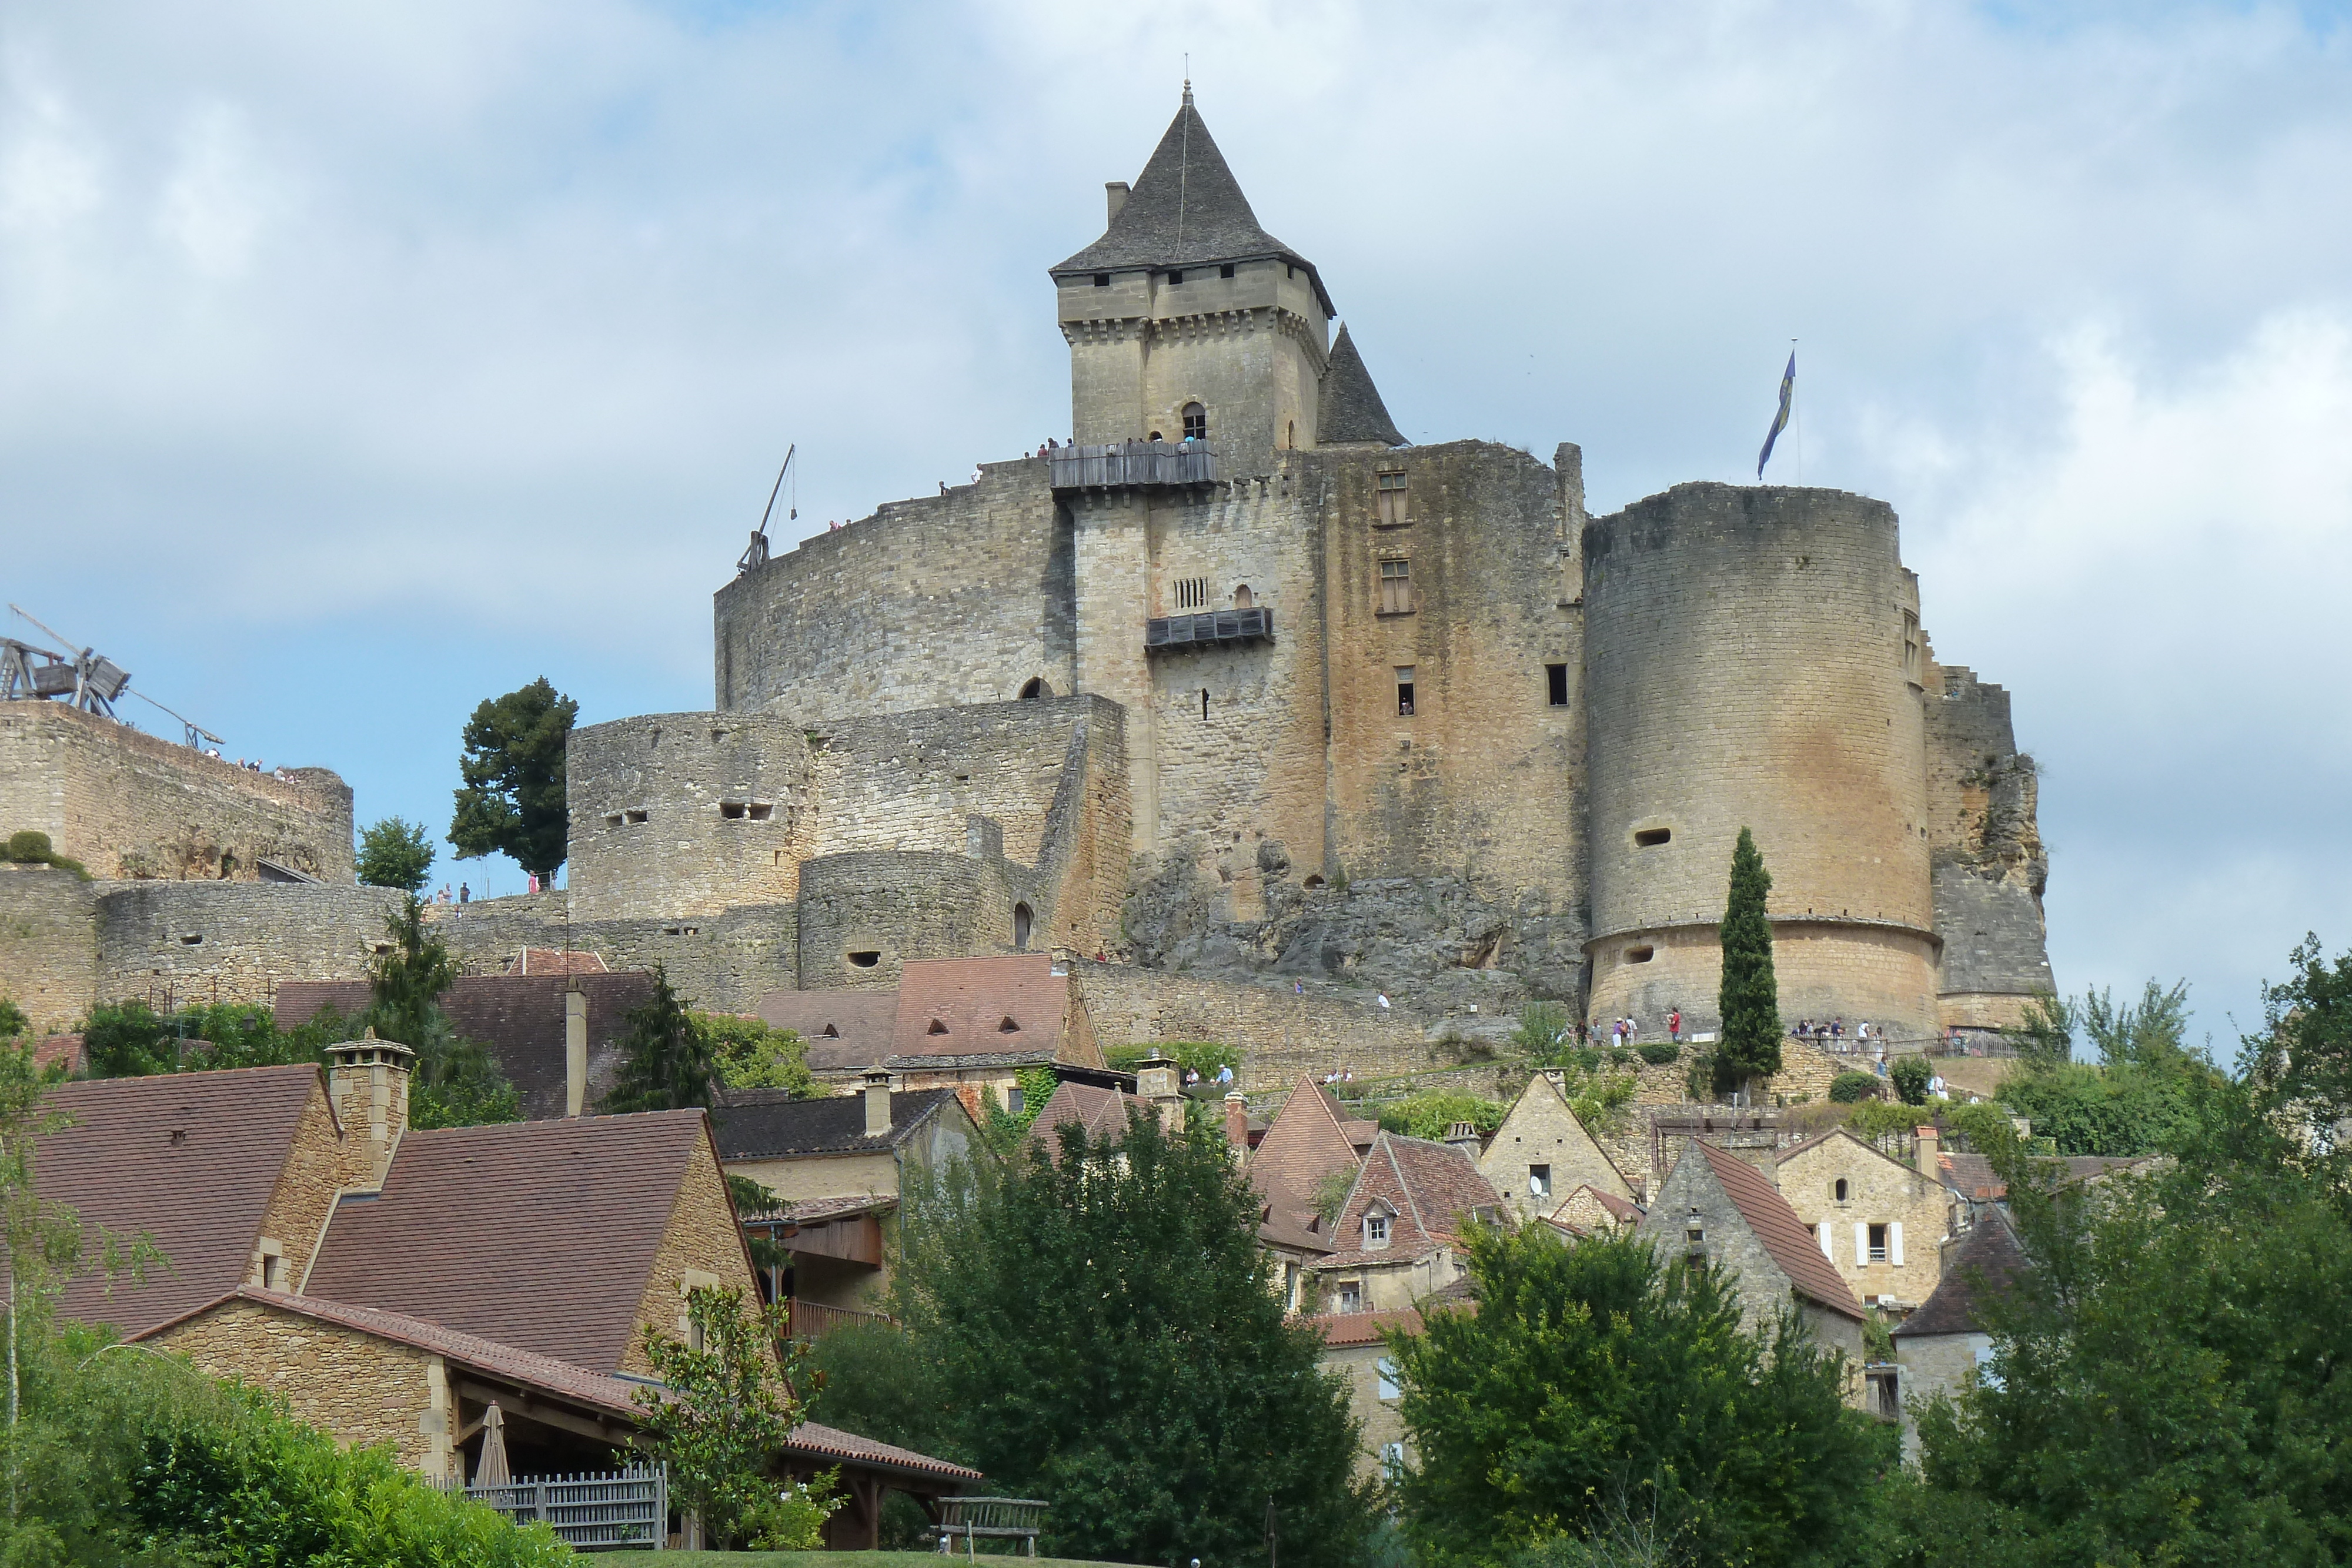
[1069, 959, 1447, 1091]
[0, 865, 101, 1032]
[796, 850, 1017, 991]
[0, 702, 352, 882]
[423, 894, 797, 1017]
[92, 882, 402, 1010]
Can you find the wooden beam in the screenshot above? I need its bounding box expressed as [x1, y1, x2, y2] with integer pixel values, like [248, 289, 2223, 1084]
[452, 1378, 642, 1448]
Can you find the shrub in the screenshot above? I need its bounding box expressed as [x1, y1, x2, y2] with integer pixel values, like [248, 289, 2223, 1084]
[1890, 1054, 1933, 1105]
[1829, 1071, 1884, 1104]
[6, 829, 54, 862]
[1378, 1091, 1508, 1142]
[1636, 1042, 1681, 1066]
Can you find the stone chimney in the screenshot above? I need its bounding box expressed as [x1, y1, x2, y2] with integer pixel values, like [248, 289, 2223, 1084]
[328, 1029, 414, 1185]
[1135, 1049, 1182, 1134]
[1444, 1121, 1484, 1154]
[1105, 180, 1130, 222]
[1224, 1091, 1250, 1156]
[864, 1065, 893, 1139]
[1916, 1124, 1940, 1181]
[564, 984, 588, 1118]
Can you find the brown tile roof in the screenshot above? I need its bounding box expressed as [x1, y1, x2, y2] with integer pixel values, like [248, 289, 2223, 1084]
[1895, 1211, 2029, 1339]
[1695, 1143, 1865, 1321]
[35, 1064, 325, 1338]
[1318, 1132, 1501, 1269]
[1938, 1151, 2004, 1201]
[32, 1034, 82, 1075]
[1558, 1186, 1642, 1223]
[1250, 1077, 1371, 1219]
[276, 973, 657, 1121]
[892, 956, 1073, 1062]
[506, 948, 609, 975]
[712, 1088, 960, 1160]
[756, 991, 903, 1072]
[133, 1288, 984, 1483]
[302, 1109, 720, 1373]
[1306, 1308, 1423, 1346]
[1027, 1080, 1138, 1150]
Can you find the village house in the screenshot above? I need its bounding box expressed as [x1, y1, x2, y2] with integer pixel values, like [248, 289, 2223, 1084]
[1477, 1071, 1635, 1225]
[1548, 1184, 1643, 1236]
[1774, 1126, 1952, 1312]
[1311, 1131, 1502, 1315]
[1637, 1142, 1869, 1402]
[1307, 1308, 1425, 1482]
[1890, 1209, 2030, 1460]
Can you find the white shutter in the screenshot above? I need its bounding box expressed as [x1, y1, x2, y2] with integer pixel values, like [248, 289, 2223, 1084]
[1854, 1223, 1869, 1266]
[1818, 1223, 1833, 1262]
[1890, 1222, 1906, 1267]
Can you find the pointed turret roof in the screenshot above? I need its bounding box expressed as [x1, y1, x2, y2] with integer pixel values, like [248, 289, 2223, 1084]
[1318, 324, 1405, 446]
[1054, 92, 1332, 315]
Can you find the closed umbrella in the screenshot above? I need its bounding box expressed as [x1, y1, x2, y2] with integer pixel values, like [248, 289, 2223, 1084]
[473, 1402, 512, 1489]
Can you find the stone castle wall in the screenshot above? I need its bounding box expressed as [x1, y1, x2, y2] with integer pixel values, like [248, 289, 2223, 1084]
[0, 702, 353, 882]
[1070, 958, 1448, 1092]
[0, 865, 101, 1032]
[93, 882, 402, 1011]
[1922, 661, 2052, 1030]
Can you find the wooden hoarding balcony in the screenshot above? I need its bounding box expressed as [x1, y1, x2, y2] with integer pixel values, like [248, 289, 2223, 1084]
[1047, 440, 1218, 489]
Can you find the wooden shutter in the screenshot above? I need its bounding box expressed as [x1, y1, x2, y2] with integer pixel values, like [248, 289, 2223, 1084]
[1854, 1223, 1868, 1266]
[1890, 1222, 1905, 1266]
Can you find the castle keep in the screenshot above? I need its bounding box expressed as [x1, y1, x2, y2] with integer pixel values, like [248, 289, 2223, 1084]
[2, 92, 2051, 1069]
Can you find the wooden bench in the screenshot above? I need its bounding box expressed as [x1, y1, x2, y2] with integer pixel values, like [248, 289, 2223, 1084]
[930, 1495, 1050, 1557]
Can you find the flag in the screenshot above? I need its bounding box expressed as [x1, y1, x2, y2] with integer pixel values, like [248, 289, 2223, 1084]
[1756, 351, 1795, 478]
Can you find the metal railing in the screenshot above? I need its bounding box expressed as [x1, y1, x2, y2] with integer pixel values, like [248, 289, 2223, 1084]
[930, 1495, 1050, 1558]
[454, 1464, 666, 1550]
[787, 1297, 893, 1342]
[1047, 440, 1217, 488]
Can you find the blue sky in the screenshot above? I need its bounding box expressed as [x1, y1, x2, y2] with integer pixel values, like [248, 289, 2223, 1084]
[3, 0, 2348, 1048]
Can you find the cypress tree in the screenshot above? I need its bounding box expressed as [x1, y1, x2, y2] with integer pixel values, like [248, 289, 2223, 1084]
[1715, 826, 1783, 1096]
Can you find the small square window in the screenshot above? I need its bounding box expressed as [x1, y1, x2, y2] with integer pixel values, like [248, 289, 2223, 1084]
[748, 803, 774, 821]
[1335, 1281, 1362, 1312]
[1093, 272, 1110, 287]
[1546, 663, 1568, 706]
[1173, 576, 1210, 611]
[624, 810, 649, 825]
[1529, 1164, 1552, 1198]
[720, 801, 746, 820]
[604, 813, 624, 829]
[1365, 1213, 1391, 1248]
[1167, 269, 1184, 285]
[1395, 666, 1416, 717]
[1220, 263, 1235, 279]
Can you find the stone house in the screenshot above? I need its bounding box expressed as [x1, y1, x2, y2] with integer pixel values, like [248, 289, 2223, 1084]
[1311, 1132, 1502, 1315]
[1637, 1142, 1867, 1396]
[1890, 1209, 2029, 1461]
[1549, 1184, 1643, 1236]
[1309, 1308, 1425, 1482]
[760, 953, 1105, 1117]
[1478, 1071, 1634, 1224]
[710, 1074, 978, 1318]
[1775, 1127, 1950, 1312]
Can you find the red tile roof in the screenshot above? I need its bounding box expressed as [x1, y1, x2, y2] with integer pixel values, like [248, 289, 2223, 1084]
[891, 955, 1074, 1061]
[756, 991, 903, 1072]
[1250, 1077, 1372, 1222]
[35, 1065, 325, 1338]
[302, 1109, 721, 1373]
[32, 1035, 82, 1075]
[786, 1420, 985, 1483]
[1027, 1080, 1140, 1150]
[1695, 1143, 1865, 1320]
[1305, 1308, 1424, 1346]
[1319, 1133, 1501, 1269]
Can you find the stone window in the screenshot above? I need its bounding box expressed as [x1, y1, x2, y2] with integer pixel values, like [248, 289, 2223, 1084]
[1201, 688, 1211, 721]
[625, 810, 649, 825]
[1219, 263, 1235, 279]
[1182, 403, 1207, 442]
[1018, 677, 1051, 699]
[1395, 666, 1415, 717]
[1007, 1084, 1025, 1116]
[1364, 1208, 1392, 1249]
[927, 1018, 950, 1035]
[1634, 827, 1671, 847]
[1093, 272, 1110, 287]
[180, 933, 202, 946]
[1013, 902, 1033, 951]
[1625, 945, 1653, 963]
[1377, 1358, 1401, 1400]
[1903, 610, 1923, 684]
[1547, 663, 1568, 706]
[1868, 1222, 1889, 1263]
[604, 813, 624, 828]
[1684, 1209, 1706, 1251]
[1835, 1178, 1850, 1203]
[998, 1015, 1021, 1033]
[1167, 269, 1184, 285]
[1286, 419, 1295, 449]
[1335, 1279, 1362, 1312]
[1529, 1164, 1552, 1198]
[1233, 584, 1253, 609]
[721, 801, 745, 820]
[847, 951, 881, 968]
[1379, 557, 1412, 614]
[1376, 470, 1408, 527]
[1173, 576, 1210, 610]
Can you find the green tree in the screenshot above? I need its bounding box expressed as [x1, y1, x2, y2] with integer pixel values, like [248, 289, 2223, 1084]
[1986, 980, 2210, 1157]
[0, 1002, 22, 1042]
[1388, 1226, 1889, 1568]
[358, 897, 518, 1128]
[1889, 1054, 1932, 1105]
[1715, 827, 1782, 1096]
[79, 1000, 342, 1078]
[355, 815, 436, 894]
[1514, 1001, 1574, 1057]
[700, 1012, 816, 1096]
[633, 1285, 839, 1550]
[1828, 1070, 1883, 1104]
[1378, 1091, 1508, 1142]
[896, 1112, 1372, 1568]
[447, 677, 576, 884]
[607, 967, 716, 1112]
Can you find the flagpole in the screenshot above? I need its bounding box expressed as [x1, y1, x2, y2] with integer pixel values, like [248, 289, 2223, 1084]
[1792, 339, 1802, 487]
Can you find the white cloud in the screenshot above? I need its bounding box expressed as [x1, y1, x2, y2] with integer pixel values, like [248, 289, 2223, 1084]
[155, 102, 278, 278]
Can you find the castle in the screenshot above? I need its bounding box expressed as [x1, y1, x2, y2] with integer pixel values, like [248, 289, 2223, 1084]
[0, 92, 2052, 1079]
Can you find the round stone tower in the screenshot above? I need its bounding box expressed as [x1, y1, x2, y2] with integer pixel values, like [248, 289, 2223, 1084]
[1581, 483, 1939, 1045]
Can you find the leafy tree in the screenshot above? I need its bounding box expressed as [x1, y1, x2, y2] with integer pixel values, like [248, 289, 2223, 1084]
[1829, 1070, 1883, 1104]
[1986, 981, 2210, 1157]
[1378, 1091, 1508, 1142]
[355, 815, 436, 894]
[607, 967, 717, 1112]
[0, 1001, 24, 1042]
[1388, 1225, 1889, 1568]
[1714, 827, 1782, 1095]
[447, 677, 577, 884]
[357, 897, 518, 1128]
[79, 1000, 342, 1079]
[1514, 1001, 1575, 1057]
[1889, 1054, 1933, 1105]
[632, 1285, 839, 1550]
[896, 1111, 1373, 1568]
[802, 1320, 954, 1550]
[700, 1012, 816, 1096]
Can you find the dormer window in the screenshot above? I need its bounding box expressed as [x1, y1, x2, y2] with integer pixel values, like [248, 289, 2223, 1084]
[927, 1019, 950, 1035]
[1364, 1209, 1392, 1249]
[998, 1017, 1021, 1033]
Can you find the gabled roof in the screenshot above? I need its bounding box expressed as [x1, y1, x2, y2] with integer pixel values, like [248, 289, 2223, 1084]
[1555, 1185, 1642, 1224]
[1306, 1307, 1423, 1347]
[1937, 1150, 2004, 1201]
[303, 1109, 720, 1373]
[35, 1064, 326, 1337]
[1694, 1143, 1865, 1321]
[1027, 1080, 1138, 1150]
[1318, 1132, 1501, 1269]
[1251, 1076, 1374, 1219]
[1895, 1211, 2029, 1339]
[891, 955, 1079, 1064]
[756, 991, 901, 1072]
[1053, 93, 1333, 316]
[1778, 1126, 1927, 1183]
[1317, 325, 1404, 447]
[711, 1088, 960, 1162]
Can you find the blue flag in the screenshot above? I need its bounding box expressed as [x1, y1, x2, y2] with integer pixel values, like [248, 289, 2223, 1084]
[1756, 351, 1795, 477]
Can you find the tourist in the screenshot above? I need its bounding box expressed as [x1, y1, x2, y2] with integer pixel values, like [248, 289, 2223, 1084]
[459, 883, 470, 904]
[1377, 993, 1391, 1011]
[1668, 1007, 1682, 1044]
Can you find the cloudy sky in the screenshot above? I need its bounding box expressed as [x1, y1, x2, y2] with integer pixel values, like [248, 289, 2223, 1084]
[4, 1, 2346, 1051]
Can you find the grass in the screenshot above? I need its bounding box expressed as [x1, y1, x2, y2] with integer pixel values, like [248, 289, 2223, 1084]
[600, 1554, 1147, 1568]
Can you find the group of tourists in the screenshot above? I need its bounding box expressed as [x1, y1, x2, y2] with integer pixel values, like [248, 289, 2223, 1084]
[1591, 1008, 1685, 1051]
